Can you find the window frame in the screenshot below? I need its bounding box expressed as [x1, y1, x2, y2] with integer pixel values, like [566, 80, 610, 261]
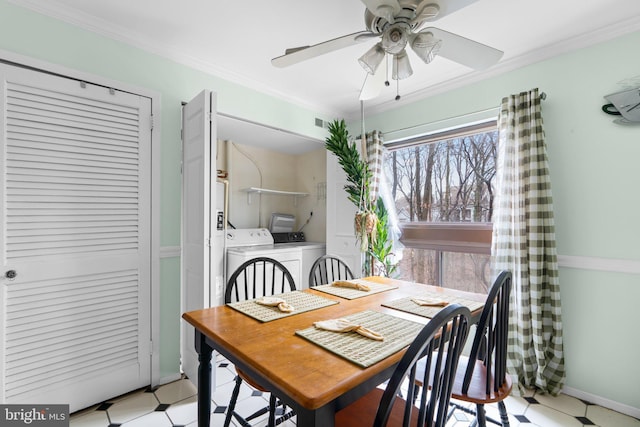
[384, 119, 498, 289]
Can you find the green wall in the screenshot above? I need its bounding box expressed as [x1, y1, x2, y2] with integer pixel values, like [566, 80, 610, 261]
[0, 0, 329, 381]
[364, 31, 640, 411]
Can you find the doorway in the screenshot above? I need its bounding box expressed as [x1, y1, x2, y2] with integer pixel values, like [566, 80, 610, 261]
[0, 61, 154, 412]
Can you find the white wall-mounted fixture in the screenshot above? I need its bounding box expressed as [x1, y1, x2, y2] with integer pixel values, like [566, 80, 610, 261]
[602, 87, 640, 125]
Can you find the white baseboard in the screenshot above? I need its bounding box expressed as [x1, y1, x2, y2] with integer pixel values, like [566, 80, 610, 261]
[562, 386, 640, 419]
[158, 373, 183, 386]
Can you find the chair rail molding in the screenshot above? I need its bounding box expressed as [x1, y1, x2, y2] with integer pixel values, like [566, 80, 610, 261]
[160, 246, 181, 258]
[557, 255, 640, 275]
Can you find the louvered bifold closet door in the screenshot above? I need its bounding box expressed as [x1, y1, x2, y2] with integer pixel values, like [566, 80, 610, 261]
[0, 64, 151, 411]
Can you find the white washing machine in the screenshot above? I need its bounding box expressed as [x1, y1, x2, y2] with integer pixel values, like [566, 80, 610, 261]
[225, 228, 300, 300]
[224, 229, 325, 300]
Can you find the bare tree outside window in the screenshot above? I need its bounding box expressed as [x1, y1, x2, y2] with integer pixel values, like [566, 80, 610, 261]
[384, 124, 497, 293]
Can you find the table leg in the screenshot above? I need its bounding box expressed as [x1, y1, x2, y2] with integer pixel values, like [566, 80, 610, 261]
[195, 331, 213, 427]
[295, 405, 334, 427]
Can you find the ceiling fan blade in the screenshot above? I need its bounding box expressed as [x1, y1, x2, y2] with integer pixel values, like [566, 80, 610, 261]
[360, 0, 402, 23]
[272, 31, 375, 68]
[359, 66, 387, 101]
[432, 0, 479, 20]
[424, 27, 503, 70]
[410, 0, 480, 32]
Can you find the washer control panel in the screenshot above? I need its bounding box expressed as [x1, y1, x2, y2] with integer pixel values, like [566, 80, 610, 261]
[225, 228, 274, 247]
[272, 232, 306, 243]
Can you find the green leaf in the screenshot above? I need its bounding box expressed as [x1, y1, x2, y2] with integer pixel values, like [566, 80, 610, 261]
[325, 119, 372, 208]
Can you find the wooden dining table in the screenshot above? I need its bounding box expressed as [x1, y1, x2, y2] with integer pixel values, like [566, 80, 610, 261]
[181, 276, 486, 427]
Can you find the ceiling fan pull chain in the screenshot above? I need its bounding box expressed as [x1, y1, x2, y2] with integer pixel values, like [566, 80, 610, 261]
[385, 54, 390, 87]
[395, 55, 401, 101]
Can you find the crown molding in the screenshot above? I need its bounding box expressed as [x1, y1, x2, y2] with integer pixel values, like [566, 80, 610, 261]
[6, 0, 341, 117]
[8, 0, 640, 121]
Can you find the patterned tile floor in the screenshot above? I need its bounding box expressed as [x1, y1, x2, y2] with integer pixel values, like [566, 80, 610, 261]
[71, 354, 640, 427]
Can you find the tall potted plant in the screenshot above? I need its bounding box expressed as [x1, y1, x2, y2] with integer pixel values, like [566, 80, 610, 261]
[325, 119, 396, 276]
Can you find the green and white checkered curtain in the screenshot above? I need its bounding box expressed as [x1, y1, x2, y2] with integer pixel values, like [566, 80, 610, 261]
[365, 130, 384, 201]
[363, 130, 403, 273]
[492, 88, 566, 395]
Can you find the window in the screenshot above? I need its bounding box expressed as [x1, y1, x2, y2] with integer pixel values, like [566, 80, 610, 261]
[384, 121, 497, 294]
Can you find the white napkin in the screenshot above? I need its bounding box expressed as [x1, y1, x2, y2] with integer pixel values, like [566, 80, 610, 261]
[411, 297, 448, 307]
[314, 318, 384, 341]
[255, 296, 295, 313]
[332, 280, 371, 292]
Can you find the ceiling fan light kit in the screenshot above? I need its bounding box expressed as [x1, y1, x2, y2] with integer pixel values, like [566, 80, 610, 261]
[358, 42, 386, 74]
[271, 0, 504, 101]
[416, 3, 441, 20]
[411, 31, 442, 64]
[392, 49, 413, 79]
[381, 23, 410, 54]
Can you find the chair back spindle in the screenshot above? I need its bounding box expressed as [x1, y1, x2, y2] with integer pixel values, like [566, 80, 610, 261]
[309, 254, 355, 287]
[462, 270, 512, 395]
[225, 257, 296, 304]
[373, 304, 471, 427]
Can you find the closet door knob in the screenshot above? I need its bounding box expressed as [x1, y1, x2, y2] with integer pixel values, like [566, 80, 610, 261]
[5, 270, 17, 279]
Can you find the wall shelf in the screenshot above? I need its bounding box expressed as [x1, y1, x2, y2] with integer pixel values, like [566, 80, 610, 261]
[241, 187, 309, 205]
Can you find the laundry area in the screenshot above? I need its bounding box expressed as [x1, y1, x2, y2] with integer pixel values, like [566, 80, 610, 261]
[180, 93, 332, 386]
[215, 114, 328, 301]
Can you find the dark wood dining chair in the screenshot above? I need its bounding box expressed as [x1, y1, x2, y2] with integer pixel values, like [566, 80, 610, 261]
[308, 254, 355, 287]
[335, 303, 471, 427]
[416, 270, 513, 426]
[223, 257, 296, 427]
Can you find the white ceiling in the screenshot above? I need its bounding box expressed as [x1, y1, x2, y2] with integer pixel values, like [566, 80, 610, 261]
[9, 0, 640, 150]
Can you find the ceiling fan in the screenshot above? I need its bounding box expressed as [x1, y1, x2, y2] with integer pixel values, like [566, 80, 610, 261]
[271, 0, 503, 100]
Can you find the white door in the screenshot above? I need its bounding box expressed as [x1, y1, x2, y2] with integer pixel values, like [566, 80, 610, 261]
[0, 64, 152, 411]
[180, 90, 217, 389]
[326, 152, 362, 275]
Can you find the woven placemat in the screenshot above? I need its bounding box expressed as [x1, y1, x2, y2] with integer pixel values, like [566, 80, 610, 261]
[311, 279, 397, 300]
[382, 291, 485, 319]
[228, 291, 339, 322]
[295, 310, 424, 368]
